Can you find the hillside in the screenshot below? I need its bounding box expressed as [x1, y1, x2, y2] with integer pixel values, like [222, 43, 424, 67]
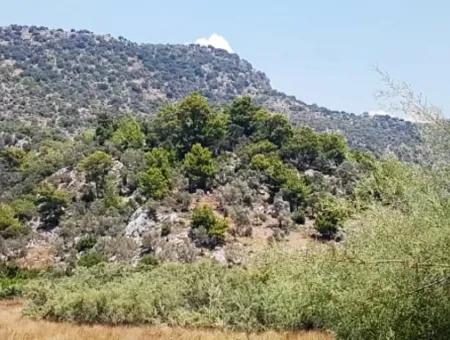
[0, 25, 421, 158]
[0, 25, 450, 340]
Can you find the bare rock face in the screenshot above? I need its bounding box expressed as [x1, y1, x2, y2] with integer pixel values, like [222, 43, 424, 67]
[125, 208, 156, 239]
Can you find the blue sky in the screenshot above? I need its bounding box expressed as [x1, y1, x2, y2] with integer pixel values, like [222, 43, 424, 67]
[1, 0, 449, 116]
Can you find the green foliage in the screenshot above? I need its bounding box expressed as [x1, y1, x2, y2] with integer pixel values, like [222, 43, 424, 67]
[95, 112, 115, 145]
[138, 167, 170, 199]
[253, 111, 293, 147]
[35, 183, 70, 230]
[251, 153, 310, 209]
[10, 196, 37, 221]
[139, 254, 160, 267]
[239, 139, 278, 161]
[314, 195, 348, 239]
[20, 140, 70, 178]
[183, 144, 218, 191]
[355, 157, 416, 209]
[291, 210, 306, 225]
[0, 204, 25, 238]
[78, 151, 113, 197]
[77, 252, 106, 268]
[75, 235, 97, 253]
[138, 147, 174, 199]
[24, 163, 450, 338]
[190, 205, 229, 248]
[111, 116, 145, 150]
[1, 146, 27, 167]
[0, 263, 40, 299]
[227, 96, 260, 138]
[145, 148, 174, 179]
[102, 176, 125, 209]
[348, 149, 377, 172]
[151, 93, 229, 154]
[281, 127, 349, 173]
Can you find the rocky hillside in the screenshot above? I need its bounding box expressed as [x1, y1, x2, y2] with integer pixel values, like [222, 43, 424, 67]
[0, 93, 378, 267]
[0, 25, 421, 158]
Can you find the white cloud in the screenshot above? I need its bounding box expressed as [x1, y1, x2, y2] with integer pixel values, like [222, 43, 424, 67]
[368, 110, 391, 117]
[368, 109, 419, 122]
[195, 33, 233, 53]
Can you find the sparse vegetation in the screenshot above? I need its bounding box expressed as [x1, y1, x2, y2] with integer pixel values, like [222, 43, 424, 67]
[0, 27, 447, 338]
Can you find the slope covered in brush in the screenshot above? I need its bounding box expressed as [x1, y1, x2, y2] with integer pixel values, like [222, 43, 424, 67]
[0, 25, 420, 158]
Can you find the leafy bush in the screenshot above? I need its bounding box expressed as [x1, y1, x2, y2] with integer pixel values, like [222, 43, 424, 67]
[183, 144, 218, 191]
[291, 210, 306, 225]
[138, 147, 174, 199]
[1, 146, 27, 168]
[110, 116, 145, 150]
[151, 93, 228, 154]
[139, 254, 159, 267]
[0, 204, 25, 238]
[10, 197, 37, 221]
[77, 252, 106, 268]
[281, 127, 348, 174]
[75, 235, 97, 252]
[189, 205, 229, 248]
[314, 195, 348, 239]
[251, 153, 310, 210]
[35, 183, 70, 230]
[138, 167, 170, 199]
[78, 151, 113, 197]
[0, 263, 40, 298]
[102, 176, 125, 209]
[227, 96, 260, 138]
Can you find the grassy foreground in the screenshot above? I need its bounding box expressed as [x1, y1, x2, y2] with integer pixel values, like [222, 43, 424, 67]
[22, 160, 450, 339]
[0, 300, 332, 340]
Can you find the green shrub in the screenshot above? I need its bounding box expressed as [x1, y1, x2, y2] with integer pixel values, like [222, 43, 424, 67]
[239, 139, 278, 161]
[314, 195, 348, 239]
[0, 204, 25, 238]
[10, 197, 37, 221]
[78, 151, 113, 198]
[139, 254, 160, 267]
[190, 205, 229, 248]
[151, 93, 228, 154]
[291, 210, 306, 225]
[138, 167, 170, 199]
[1, 146, 27, 167]
[227, 96, 260, 137]
[20, 140, 73, 178]
[111, 116, 145, 149]
[77, 252, 106, 268]
[281, 127, 349, 173]
[35, 183, 70, 230]
[75, 235, 97, 252]
[183, 144, 218, 191]
[102, 176, 125, 209]
[251, 153, 310, 210]
[138, 147, 174, 199]
[0, 263, 40, 298]
[355, 157, 415, 209]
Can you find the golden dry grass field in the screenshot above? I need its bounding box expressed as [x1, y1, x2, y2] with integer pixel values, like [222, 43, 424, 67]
[0, 300, 333, 340]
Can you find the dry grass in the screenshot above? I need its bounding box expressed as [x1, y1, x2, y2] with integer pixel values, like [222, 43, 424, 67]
[0, 300, 333, 340]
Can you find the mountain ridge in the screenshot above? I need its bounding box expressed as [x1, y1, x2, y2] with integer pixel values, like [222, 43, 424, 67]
[0, 24, 420, 158]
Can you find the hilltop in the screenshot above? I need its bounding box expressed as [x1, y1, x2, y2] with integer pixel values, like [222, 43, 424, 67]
[0, 25, 421, 158]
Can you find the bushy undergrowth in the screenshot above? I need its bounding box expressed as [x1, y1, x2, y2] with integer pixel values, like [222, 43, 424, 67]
[24, 164, 450, 339]
[0, 264, 41, 298]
